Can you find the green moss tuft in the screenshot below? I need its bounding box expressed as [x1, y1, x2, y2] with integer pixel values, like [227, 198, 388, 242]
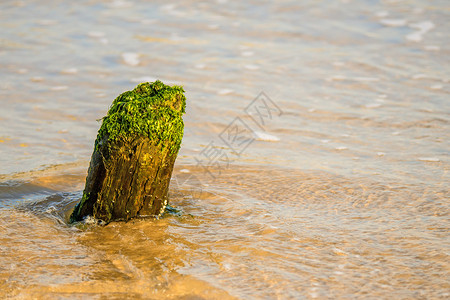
[97, 80, 186, 154]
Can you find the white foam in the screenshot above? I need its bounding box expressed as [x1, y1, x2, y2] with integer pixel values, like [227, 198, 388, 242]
[61, 68, 78, 75]
[406, 21, 435, 42]
[377, 152, 385, 156]
[88, 31, 105, 38]
[424, 45, 440, 51]
[122, 52, 140, 66]
[430, 84, 443, 90]
[380, 19, 407, 27]
[83, 215, 106, 226]
[109, 0, 133, 8]
[194, 63, 206, 69]
[335, 146, 348, 151]
[375, 11, 389, 18]
[180, 169, 190, 173]
[365, 103, 382, 109]
[254, 131, 280, 142]
[407, 31, 424, 42]
[418, 157, 440, 162]
[333, 248, 348, 256]
[217, 89, 234, 95]
[50, 86, 68, 91]
[241, 51, 254, 57]
[244, 64, 260, 70]
[410, 21, 435, 31]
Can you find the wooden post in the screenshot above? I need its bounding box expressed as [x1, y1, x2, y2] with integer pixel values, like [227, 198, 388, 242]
[70, 80, 186, 223]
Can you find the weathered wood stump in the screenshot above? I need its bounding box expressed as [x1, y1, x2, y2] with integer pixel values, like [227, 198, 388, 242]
[70, 80, 186, 223]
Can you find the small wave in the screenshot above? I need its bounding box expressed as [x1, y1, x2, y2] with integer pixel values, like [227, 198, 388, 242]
[17, 191, 81, 224]
[0, 181, 55, 207]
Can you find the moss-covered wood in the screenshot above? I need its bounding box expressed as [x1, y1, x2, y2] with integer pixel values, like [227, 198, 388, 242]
[70, 80, 185, 223]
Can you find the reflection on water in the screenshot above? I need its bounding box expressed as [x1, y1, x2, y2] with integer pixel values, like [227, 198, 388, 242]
[0, 0, 449, 299]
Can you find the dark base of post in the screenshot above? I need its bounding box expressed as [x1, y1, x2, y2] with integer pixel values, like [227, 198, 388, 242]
[70, 136, 178, 223]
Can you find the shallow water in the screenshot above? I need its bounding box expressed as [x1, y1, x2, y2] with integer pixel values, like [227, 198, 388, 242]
[1, 0, 449, 299]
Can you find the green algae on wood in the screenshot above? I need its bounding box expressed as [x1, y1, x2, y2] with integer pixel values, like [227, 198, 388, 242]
[70, 80, 186, 224]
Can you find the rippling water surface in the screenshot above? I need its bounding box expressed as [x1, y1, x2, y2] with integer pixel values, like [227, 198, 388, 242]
[1, 0, 449, 299]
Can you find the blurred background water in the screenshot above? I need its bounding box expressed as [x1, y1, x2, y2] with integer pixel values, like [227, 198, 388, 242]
[0, 0, 448, 299]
